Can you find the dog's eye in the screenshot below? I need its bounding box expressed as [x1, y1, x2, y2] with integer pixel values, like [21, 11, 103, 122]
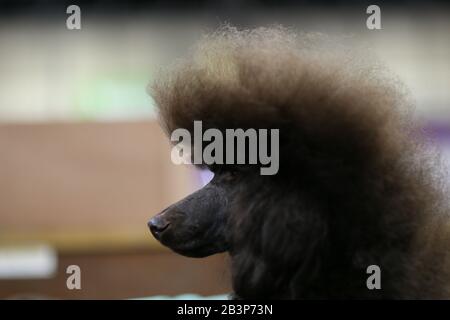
[222, 170, 238, 182]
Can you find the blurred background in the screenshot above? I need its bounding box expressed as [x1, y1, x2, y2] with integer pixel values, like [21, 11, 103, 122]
[0, 0, 449, 299]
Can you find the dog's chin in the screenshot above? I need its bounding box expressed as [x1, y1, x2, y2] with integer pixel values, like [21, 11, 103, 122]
[172, 247, 217, 258]
[161, 238, 228, 258]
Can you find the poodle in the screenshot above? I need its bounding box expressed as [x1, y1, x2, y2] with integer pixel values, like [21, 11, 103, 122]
[148, 26, 450, 299]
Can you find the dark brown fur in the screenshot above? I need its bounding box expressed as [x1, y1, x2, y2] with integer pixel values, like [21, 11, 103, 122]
[151, 26, 450, 299]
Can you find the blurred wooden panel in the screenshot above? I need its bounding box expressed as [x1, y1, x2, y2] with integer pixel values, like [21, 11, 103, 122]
[0, 250, 231, 299]
[0, 121, 200, 251]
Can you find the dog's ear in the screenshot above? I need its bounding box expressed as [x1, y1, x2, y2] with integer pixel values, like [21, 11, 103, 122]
[229, 184, 328, 299]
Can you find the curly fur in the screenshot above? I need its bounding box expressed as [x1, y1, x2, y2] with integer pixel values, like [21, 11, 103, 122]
[151, 26, 450, 299]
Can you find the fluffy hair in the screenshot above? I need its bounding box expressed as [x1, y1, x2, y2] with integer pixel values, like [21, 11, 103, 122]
[151, 26, 450, 299]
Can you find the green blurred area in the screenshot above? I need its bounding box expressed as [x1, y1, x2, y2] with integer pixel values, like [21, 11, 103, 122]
[73, 73, 156, 120]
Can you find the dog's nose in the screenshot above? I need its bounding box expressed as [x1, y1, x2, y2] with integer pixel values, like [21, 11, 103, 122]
[148, 216, 171, 240]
